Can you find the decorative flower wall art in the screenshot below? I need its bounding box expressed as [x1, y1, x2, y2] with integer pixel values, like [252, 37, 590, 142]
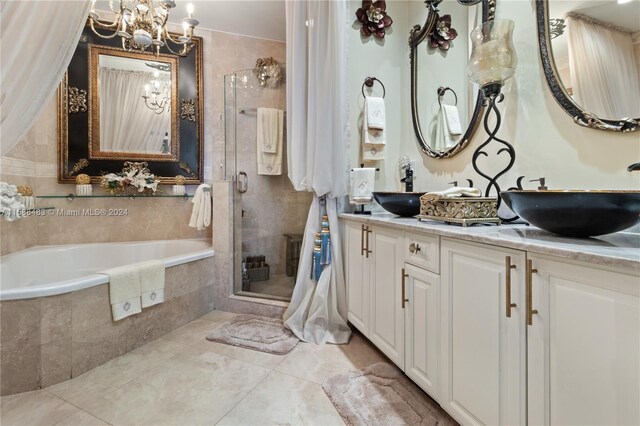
[356, 0, 393, 39]
[430, 14, 458, 51]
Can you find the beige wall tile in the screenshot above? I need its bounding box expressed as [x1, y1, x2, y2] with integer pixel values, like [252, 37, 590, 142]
[0, 299, 42, 395]
[40, 337, 72, 387]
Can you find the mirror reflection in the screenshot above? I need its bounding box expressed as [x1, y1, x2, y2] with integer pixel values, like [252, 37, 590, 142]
[93, 51, 177, 158]
[409, 0, 485, 158]
[549, 0, 640, 120]
[414, 1, 474, 152]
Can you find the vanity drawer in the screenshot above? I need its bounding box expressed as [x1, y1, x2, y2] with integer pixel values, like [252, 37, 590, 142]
[404, 233, 439, 273]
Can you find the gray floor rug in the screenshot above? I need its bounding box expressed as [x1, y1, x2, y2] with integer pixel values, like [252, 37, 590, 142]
[206, 314, 299, 355]
[323, 362, 456, 426]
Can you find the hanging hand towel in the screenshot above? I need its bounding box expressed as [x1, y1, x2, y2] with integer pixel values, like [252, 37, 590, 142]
[442, 104, 462, 135]
[103, 264, 142, 321]
[362, 101, 385, 161]
[257, 109, 284, 175]
[421, 186, 482, 203]
[349, 167, 376, 205]
[189, 184, 211, 231]
[139, 260, 165, 308]
[435, 104, 462, 151]
[257, 108, 284, 154]
[365, 97, 386, 130]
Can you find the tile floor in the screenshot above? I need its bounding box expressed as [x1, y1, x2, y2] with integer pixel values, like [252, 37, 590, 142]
[0, 310, 389, 426]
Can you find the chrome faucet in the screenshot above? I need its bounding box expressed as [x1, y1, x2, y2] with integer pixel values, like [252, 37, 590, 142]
[628, 163, 640, 172]
[401, 163, 414, 192]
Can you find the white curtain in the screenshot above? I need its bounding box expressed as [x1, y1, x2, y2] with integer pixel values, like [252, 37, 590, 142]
[99, 68, 171, 153]
[566, 14, 640, 119]
[283, 0, 351, 344]
[1, 0, 92, 156]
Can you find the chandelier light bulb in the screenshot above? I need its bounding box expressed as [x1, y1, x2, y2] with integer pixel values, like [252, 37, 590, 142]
[187, 3, 194, 18]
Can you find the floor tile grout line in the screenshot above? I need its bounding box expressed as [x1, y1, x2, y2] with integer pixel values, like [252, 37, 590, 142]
[213, 368, 276, 426]
[44, 389, 114, 426]
[46, 339, 193, 410]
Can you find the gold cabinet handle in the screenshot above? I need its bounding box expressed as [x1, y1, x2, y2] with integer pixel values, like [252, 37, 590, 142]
[505, 256, 517, 318]
[360, 224, 366, 257]
[526, 259, 539, 326]
[409, 242, 421, 254]
[365, 226, 372, 258]
[401, 268, 409, 309]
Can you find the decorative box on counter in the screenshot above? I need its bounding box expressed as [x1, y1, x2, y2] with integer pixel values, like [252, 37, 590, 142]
[418, 195, 500, 226]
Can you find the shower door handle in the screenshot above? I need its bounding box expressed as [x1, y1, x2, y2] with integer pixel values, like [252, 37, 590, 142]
[237, 171, 248, 194]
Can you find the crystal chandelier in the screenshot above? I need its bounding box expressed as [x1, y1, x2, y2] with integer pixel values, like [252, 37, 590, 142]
[88, 0, 199, 56]
[142, 71, 171, 114]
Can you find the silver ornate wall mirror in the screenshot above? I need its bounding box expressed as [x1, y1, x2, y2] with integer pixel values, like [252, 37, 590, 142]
[536, 0, 639, 132]
[409, 0, 495, 159]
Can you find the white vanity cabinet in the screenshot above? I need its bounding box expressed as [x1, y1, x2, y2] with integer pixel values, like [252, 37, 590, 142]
[526, 255, 640, 426]
[440, 238, 527, 426]
[344, 221, 370, 335]
[342, 216, 639, 426]
[343, 220, 405, 367]
[403, 263, 441, 399]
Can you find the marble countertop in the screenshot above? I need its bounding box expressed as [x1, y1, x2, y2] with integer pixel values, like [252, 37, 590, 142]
[339, 213, 640, 273]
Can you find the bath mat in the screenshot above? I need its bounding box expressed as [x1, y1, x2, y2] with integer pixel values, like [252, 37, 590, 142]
[206, 314, 299, 355]
[322, 362, 456, 426]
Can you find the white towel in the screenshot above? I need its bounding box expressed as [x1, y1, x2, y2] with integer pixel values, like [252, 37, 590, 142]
[422, 186, 483, 203]
[257, 108, 284, 154]
[366, 97, 386, 130]
[103, 264, 142, 321]
[435, 104, 462, 151]
[442, 104, 462, 135]
[139, 260, 165, 308]
[257, 110, 284, 175]
[189, 184, 211, 231]
[349, 168, 376, 205]
[362, 102, 385, 162]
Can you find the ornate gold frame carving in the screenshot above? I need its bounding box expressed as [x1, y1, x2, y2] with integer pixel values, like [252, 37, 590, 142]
[180, 98, 196, 122]
[68, 87, 87, 113]
[58, 27, 204, 185]
[88, 44, 180, 161]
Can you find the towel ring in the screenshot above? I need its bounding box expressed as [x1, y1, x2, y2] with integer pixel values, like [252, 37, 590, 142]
[437, 86, 458, 106]
[362, 77, 386, 99]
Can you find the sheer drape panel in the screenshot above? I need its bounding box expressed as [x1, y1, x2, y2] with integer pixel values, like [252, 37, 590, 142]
[283, 0, 351, 345]
[99, 68, 171, 153]
[1, 0, 91, 156]
[566, 15, 640, 119]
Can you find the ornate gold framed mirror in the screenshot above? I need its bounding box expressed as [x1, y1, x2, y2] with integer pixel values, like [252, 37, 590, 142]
[59, 23, 203, 183]
[536, 0, 639, 132]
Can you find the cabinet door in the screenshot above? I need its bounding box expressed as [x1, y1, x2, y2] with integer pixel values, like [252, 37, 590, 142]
[527, 256, 640, 426]
[440, 238, 526, 426]
[404, 263, 440, 399]
[369, 225, 405, 368]
[344, 221, 369, 335]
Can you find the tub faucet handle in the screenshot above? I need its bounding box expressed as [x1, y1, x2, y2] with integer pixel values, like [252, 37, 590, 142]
[628, 162, 640, 172]
[529, 177, 547, 190]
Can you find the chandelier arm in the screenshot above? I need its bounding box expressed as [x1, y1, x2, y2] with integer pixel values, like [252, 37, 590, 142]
[89, 12, 123, 29]
[162, 41, 189, 56]
[89, 19, 123, 39]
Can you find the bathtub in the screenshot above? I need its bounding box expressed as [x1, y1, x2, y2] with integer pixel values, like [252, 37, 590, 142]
[0, 239, 214, 301]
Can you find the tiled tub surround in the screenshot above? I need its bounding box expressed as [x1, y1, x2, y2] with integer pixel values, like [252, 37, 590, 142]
[340, 213, 640, 271]
[0, 245, 215, 396]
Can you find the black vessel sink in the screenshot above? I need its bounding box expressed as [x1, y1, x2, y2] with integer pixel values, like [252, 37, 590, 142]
[373, 192, 426, 217]
[501, 190, 640, 237]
